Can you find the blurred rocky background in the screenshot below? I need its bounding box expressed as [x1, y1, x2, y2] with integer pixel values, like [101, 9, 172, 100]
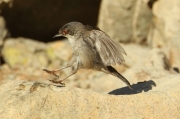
[0, 0, 180, 118]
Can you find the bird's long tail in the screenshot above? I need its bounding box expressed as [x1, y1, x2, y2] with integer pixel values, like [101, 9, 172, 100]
[106, 66, 133, 90]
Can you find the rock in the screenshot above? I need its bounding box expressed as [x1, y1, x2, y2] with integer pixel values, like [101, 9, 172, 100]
[0, 16, 8, 67]
[148, 0, 180, 48]
[46, 40, 72, 68]
[0, 75, 180, 119]
[0, 17, 8, 46]
[1, 38, 74, 82]
[144, 48, 170, 70]
[1, 38, 71, 68]
[2, 38, 47, 68]
[119, 44, 177, 85]
[147, 0, 180, 69]
[71, 70, 129, 93]
[168, 48, 180, 70]
[2, 40, 175, 93]
[98, 0, 152, 43]
[124, 66, 172, 84]
[121, 43, 150, 67]
[1, 37, 121, 92]
[121, 44, 170, 70]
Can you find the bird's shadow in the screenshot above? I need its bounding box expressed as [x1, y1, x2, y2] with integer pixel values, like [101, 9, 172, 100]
[108, 80, 156, 95]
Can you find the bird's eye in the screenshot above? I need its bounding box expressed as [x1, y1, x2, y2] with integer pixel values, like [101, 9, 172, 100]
[61, 29, 74, 36]
[62, 30, 68, 35]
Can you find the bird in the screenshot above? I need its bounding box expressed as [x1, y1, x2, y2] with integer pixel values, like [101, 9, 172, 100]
[43, 21, 132, 90]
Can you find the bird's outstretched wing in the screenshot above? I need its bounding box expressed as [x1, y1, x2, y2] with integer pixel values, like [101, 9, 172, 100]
[83, 29, 126, 65]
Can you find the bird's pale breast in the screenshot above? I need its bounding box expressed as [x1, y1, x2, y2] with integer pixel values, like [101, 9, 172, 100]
[72, 40, 100, 70]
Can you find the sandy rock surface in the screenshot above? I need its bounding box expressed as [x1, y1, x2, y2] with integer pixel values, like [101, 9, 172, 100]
[0, 74, 180, 119]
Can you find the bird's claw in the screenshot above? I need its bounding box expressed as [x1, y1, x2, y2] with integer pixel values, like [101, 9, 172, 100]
[49, 79, 65, 86]
[43, 69, 64, 85]
[43, 69, 59, 78]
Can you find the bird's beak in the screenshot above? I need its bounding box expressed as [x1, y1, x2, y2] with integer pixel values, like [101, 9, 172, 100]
[53, 33, 62, 38]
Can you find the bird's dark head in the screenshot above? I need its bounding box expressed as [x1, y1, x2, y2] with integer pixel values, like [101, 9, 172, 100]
[54, 22, 85, 39]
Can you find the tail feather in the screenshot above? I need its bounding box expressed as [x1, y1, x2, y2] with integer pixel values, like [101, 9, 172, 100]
[106, 66, 133, 90]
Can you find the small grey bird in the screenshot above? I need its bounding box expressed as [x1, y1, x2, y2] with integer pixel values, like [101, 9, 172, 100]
[43, 22, 132, 89]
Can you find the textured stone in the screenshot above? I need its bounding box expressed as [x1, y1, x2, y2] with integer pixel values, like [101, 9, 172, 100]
[98, 0, 152, 43]
[0, 17, 8, 46]
[0, 75, 180, 119]
[2, 38, 47, 68]
[1, 38, 72, 69]
[148, 0, 180, 48]
[147, 0, 180, 69]
[121, 43, 150, 67]
[2, 40, 175, 93]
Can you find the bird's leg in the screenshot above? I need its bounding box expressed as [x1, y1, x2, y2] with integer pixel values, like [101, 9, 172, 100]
[49, 60, 79, 85]
[49, 68, 78, 85]
[43, 57, 76, 78]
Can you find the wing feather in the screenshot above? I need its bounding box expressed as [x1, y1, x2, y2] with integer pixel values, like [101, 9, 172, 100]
[84, 30, 126, 65]
[98, 39, 116, 65]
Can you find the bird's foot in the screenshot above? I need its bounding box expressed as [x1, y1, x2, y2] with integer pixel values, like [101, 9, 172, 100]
[43, 69, 59, 78]
[49, 79, 65, 86]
